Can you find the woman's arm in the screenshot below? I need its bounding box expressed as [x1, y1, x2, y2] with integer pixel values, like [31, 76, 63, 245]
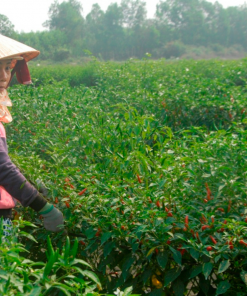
[0, 136, 46, 210]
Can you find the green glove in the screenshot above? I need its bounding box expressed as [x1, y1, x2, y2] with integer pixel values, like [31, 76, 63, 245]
[39, 203, 64, 232]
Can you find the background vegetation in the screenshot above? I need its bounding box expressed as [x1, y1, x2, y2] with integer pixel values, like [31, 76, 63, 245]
[1, 0, 247, 60]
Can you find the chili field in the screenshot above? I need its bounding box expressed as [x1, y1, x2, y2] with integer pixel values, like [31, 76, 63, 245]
[2, 58, 247, 295]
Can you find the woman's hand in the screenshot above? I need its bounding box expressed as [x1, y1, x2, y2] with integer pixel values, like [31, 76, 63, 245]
[39, 203, 64, 232]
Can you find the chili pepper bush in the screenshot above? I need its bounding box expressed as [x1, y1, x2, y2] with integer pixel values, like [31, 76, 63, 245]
[5, 58, 247, 295]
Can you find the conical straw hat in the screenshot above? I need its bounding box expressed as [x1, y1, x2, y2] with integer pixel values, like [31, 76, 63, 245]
[0, 34, 40, 62]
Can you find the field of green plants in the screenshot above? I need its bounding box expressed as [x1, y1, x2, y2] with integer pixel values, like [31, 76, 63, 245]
[1, 58, 247, 295]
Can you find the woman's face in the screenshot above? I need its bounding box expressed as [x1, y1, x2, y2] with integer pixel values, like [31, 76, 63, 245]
[0, 60, 12, 94]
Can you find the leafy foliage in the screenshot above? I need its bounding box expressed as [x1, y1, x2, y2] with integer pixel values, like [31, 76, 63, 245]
[3, 58, 247, 295]
[0, 219, 102, 295]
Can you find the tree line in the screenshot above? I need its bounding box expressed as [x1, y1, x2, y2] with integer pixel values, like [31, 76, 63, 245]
[1, 0, 247, 61]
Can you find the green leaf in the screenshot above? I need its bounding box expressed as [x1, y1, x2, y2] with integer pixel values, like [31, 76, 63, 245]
[141, 269, 152, 284]
[122, 257, 135, 281]
[101, 232, 112, 245]
[47, 285, 71, 296]
[216, 280, 231, 295]
[72, 259, 92, 269]
[172, 278, 185, 296]
[81, 270, 102, 289]
[203, 262, 213, 280]
[64, 236, 70, 263]
[149, 289, 163, 296]
[158, 179, 166, 188]
[85, 227, 96, 239]
[147, 247, 156, 257]
[189, 248, 200, 261]
[189, 265, 203, 279]
[169, 246, 182, 266]
[19, 231, 38, 243]
[240, 270, 247, 285]
[218, 260, 230, 274]
[103, 241, 115, 257]
[157, 252, 168, 269]
[70, 238, 78, 260]
[123, 286, 133, 296]
[29, 287, 42, 296]
[215, 254, 221, 263]
[164, 267, 181, 287]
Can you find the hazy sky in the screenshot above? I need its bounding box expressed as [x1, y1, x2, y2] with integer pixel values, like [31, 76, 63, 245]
[1, 0, 247, 33]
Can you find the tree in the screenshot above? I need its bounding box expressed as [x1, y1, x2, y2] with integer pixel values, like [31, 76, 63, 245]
[101, 3, 125, 59]
[156, 0, 208, 45]
[0, 14, 15, 37]
[84, 4, 105, 56]
[120, 0, 147, 28]
[43, 0, 84, 43]
[16, 30, 68, 60]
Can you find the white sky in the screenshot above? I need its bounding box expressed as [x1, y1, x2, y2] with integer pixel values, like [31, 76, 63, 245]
[1, 0, 247, 33]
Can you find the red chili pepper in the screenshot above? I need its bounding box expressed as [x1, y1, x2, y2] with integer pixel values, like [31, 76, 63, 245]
[210, 235, 217, 245]
[155, 248, 159, 254]
[137, 174, 142, 184]
[201, 215, 207, 223]
[177, 245, 186, 256]
[227, 241, 234, 250]
[156, 201, 161, 208]
[211, 216, 215, 223]
[206, 246, 213, 251]
[204, 199, 208, 203]
[202, 225, 210, 231]
[205, 183, 211, 200]
[78, 188, 87, 196]
[227, 201, 232, 212]
[165, 207, 169, 213]
[65, 201, 70, 208]
[55, 197, 58, 204]
[79, 240, 85, 246]
[196, 232, 200, 241]
[217, 208, 225, 213]
[69, 184, 74, 189]
[168, 212, 173, 217]
[166, 240, 171, 245]
[95, 227, 101, 237]
[245, 217, 247, 223]
[185, 215, 189, 227]
[239, 240, 247, 247]
[121, 225, 126, 230]
[223, 220, 227, 224]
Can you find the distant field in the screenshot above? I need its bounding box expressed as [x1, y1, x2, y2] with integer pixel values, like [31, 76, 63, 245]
[4, 59, 247, 295]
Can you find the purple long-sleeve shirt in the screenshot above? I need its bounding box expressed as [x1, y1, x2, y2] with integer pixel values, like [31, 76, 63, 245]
[0, 122, 46, 217]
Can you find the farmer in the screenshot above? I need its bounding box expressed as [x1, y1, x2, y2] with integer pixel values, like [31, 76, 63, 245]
[0, 34, 64, 238]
